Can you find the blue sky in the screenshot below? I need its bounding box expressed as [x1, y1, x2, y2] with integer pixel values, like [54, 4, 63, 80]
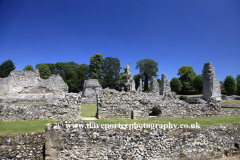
[0, 0, 239, 81]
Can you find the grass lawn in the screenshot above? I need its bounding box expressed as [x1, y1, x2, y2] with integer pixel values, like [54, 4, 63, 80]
[0, 119, 58, 135]
[17, 102, 46, 105]
[221, 108, 240, 110]
[88, 115, 240, 127]
[219, 100, 240, 105]
[81, 104, 97, 117]
[180, 94, 203, 97]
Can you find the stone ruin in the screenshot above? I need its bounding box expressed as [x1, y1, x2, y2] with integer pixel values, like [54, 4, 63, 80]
[160, 73, 171, 95]
[125, 63, 135, 91]
[0, 69, 68, 102]
[150, 76, 159, 94]
[137, 78, 142, 92]
[203, 62, 222, 101]
[81, 79, 102, 104]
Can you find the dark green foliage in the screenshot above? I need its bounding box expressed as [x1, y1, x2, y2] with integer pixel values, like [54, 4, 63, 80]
[118, 67, 127, 90]
[193, 75, 203, 93]
[236, 75, 240, 95]
[136, 59, 158, 91]
[0, 60, 16, 78]
[89, 53, 103, 82]
[224, 76, 237, 95]
[170, 77, 182, 94]
[133, 74, 142, 90]
[180, 95, 187, 100]
[101, 57, 121, 89]
[37, 63, 51, 79]
[157, 79, 161, 90]
[177, 65, 196, 94]
[23, 65, 34, 71]
[76, 64, 89, 91]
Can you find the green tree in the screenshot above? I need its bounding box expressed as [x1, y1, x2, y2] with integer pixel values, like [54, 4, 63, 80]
[0, 60, 16, 78]
[101, 57, 121, 89]
[219, 81, 224, 90]
[118, 67, 127, 90]
[236, 75, 240, 95]
[37, 63, 51, 79]
[133, 74, 142, 90]
[76, 64, 89, 91]
[157, 79, 161, 91]
[224, 76, 237, 95]
[193, 75, 203, 93]
[170, 77, 182, 94]
[89, 53, 103, 82]
[136, 59, 158, 91]
[23, 65, 34, 71]
[177, 65, 196, 94]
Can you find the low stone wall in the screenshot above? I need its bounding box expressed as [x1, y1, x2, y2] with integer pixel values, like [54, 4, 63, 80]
[0, 132, 45, 159]
[220, 104, 240, 108]
[97, 90, 240, 119]
[45, 121, 240, 160]
[222, 95, 240, 100]
[0, 93, 81, 121]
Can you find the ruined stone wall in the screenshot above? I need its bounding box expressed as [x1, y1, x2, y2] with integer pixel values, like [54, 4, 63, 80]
[203, 62, 221, 101]
[0, 93, 81, 121]
[0, 70, 68, 102]
[97, 90, 240, 119]
[160, 74, 171, 95]
[45, 121, 240, 160]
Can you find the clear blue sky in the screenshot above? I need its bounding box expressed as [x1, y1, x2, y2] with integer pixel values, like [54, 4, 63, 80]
[0, 0, 239, 81]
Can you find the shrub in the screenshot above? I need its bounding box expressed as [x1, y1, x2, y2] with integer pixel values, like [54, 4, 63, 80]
[170, 77, 182, 94]
[180, 95, 187, 100]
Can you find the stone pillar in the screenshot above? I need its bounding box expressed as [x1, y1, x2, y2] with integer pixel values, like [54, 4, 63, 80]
[160, 74, 171, 95]
[203, 62, 221, 101]
[137, 78, 142, 92]
[125, 63, 135, 91]
[150, 76, 159, 94]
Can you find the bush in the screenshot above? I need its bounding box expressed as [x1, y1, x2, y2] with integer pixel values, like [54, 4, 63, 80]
[0, 60, 16, 78]
[23, 65, 34, 71]
[180, 95, 187, 100]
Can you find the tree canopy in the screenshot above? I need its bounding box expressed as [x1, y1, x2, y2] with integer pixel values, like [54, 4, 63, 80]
[236, 75, 240, 96]
[0, 60, 16, 78]
[136, 59, 158, 91]
[193, 75, 203, 93]
[170, 77, 182, 94]
[101, 57, 121, 89]
[37, 63, 51, 79]
[23, 65, 34, 71]
[224, 75, 237, 95]
[177, 65, 196, 94]
[118, 67, 127, 90]
[89, 53, 103, 82]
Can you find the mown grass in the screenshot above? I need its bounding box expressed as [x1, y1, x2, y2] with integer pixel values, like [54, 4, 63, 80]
[88, 115, 240, 127]
[219, 100, 240, 105]
[17, 102, 46, 105]
[0, 119, 58, 135]
[81, 104, 97, 117]
[180, 94, 203, 97]
[221, 108, 240, 110]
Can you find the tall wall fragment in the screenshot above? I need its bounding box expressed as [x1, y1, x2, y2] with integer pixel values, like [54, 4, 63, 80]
[137, 78, 142, 92]
[125, 63, 135, 91]
[81, 79, 102, 98]
[203, 62, 222, 101]
[0, 70, 68, 102]
[150, 76, 159, 94]
[160, 74, 171, 95]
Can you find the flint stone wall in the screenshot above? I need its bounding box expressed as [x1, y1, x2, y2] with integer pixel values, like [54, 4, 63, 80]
[0, 93, 81, 121]
[97, 90, 240, 119]
[81, 79, 102, 104]
[160, 74, 171, 95]
[0, 70, 68, 102]
[45, 121, 240, 160]
[203, 62, 221, 101]
[222, 95, 240, 100]
[150, 76, 159, 94]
